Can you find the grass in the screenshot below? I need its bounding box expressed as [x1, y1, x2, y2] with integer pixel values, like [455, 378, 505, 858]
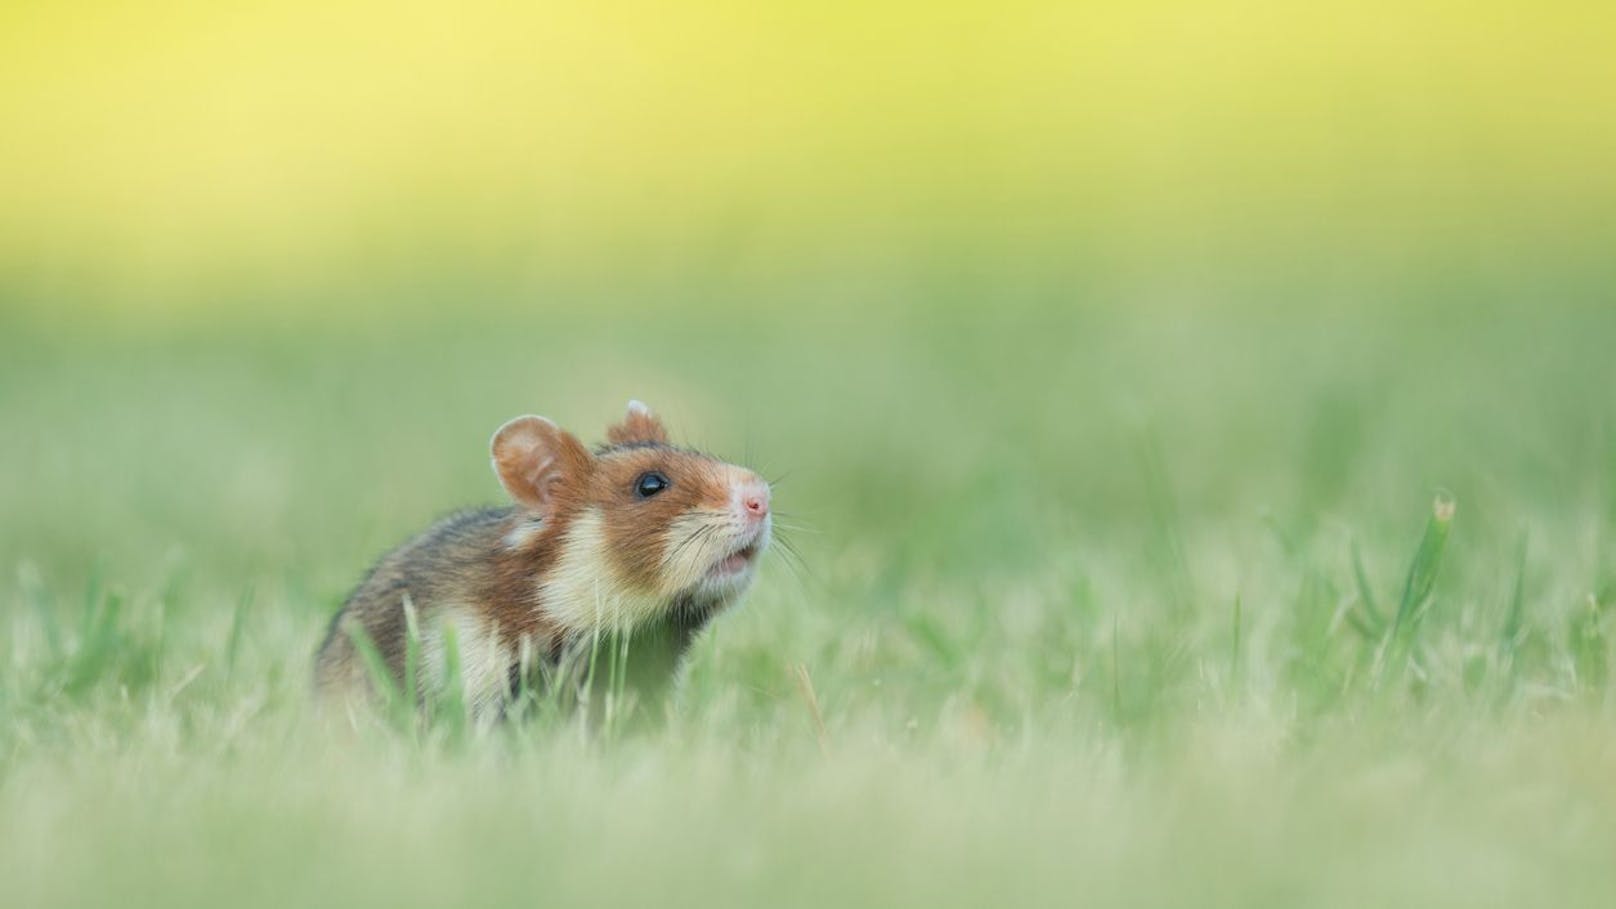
[3, 285, 1616, 907]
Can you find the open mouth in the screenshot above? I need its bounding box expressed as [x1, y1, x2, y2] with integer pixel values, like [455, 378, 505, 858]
[707, 541, 760, 579]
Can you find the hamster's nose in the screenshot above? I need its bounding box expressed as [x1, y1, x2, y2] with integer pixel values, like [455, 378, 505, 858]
[741, 484, 771, 520]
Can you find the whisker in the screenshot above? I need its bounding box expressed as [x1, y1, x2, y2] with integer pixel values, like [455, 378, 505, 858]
[665, 523, 722, 567]
[775, 535, 809, 569]
[767, 539, 810, 589]
[663, 524, 716, 567]
[687, 525, 725, 562]
[772, 558, 806, 590]
[769, 530, 812, 583]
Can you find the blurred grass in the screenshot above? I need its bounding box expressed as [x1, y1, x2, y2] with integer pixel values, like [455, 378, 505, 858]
[4, 0, 1616, 903]
[4, 290, 1616, 906]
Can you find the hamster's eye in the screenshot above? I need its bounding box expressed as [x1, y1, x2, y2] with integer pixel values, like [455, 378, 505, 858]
[635, 471, 670, 499]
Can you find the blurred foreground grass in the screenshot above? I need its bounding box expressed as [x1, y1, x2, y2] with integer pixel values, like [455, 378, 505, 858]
[3, 284, 1616, 907]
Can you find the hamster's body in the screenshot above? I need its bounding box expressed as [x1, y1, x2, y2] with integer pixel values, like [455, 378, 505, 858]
[315, 402, 772, 720]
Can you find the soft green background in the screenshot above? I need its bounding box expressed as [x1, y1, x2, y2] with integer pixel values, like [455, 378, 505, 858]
[3, 2, 1616, 906]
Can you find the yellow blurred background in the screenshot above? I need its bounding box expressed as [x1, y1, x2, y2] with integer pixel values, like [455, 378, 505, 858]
[1, 0, 1612, 316]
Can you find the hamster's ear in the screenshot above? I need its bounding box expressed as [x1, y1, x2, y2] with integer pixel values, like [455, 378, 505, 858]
[490, 416, 594, 515]
[606, 399, 669, 445]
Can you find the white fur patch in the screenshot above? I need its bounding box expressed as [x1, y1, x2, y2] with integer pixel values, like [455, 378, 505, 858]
[422, 608, 511, 721]
[660, 510, 746, 593]
[502, 519, 544, 550]
[538, 508, 665, 634]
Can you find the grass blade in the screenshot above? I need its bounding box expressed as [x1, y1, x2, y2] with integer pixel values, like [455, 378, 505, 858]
[436, 619, 467, 743]
[1229, 593, 1243, 684]
[343, 618, 402, 726]
[17, 562, 61, 660]
[1390, 490, 1456, 639]
[1372, 491, 1457, 686]
[1499, 532, 1528, 665]
[224, 583, 252, 682]
[1138, 428, 1194, 616]
[402, 594, 422, 711]
[1350, 540, 1385, 636]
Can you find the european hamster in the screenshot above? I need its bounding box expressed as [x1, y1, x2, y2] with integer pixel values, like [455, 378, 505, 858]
[314, 400, 772, 720]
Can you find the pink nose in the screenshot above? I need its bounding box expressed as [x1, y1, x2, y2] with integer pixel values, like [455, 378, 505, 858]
[742, 486, 770, 519]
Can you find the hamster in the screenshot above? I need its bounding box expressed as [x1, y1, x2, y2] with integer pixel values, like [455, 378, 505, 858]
[314, 400, 772, 721]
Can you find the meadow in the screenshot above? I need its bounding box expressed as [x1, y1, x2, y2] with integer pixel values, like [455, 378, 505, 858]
[4, 1, 1616, 903]
[4, 276, 1615, 907]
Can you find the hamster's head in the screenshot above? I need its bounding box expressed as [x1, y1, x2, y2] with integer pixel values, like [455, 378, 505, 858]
[490, 401, 772, 631]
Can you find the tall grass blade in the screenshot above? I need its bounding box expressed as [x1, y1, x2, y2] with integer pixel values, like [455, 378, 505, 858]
[1138, 429, 1194, 616]
[343, 619, 402, 726]
[1372, 491, 1457, 686]
[224, 583, 252, 682]
[401, 594, 422, 714]
[1110, 616, 1122, 722]
[1350, 540, 1385, 636]
[792, 663, 831, 756]
[1390, 490, 1456, 639]
[436, 620, 467, 743]
[64, 589, 122, 698]
[1230, 593, 1243, 684]
[18, 562, 61, 660]
[1499, 532, 1528, 664]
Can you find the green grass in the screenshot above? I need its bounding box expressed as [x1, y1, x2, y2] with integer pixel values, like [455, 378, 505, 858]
[4, 286, 1616, 907]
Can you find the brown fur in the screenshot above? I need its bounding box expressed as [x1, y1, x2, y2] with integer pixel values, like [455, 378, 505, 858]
[591, 446, 731, 590]
[313, 505, 569, 695]
[314, 403, 768, 717]
[606, 402, 670, 446]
